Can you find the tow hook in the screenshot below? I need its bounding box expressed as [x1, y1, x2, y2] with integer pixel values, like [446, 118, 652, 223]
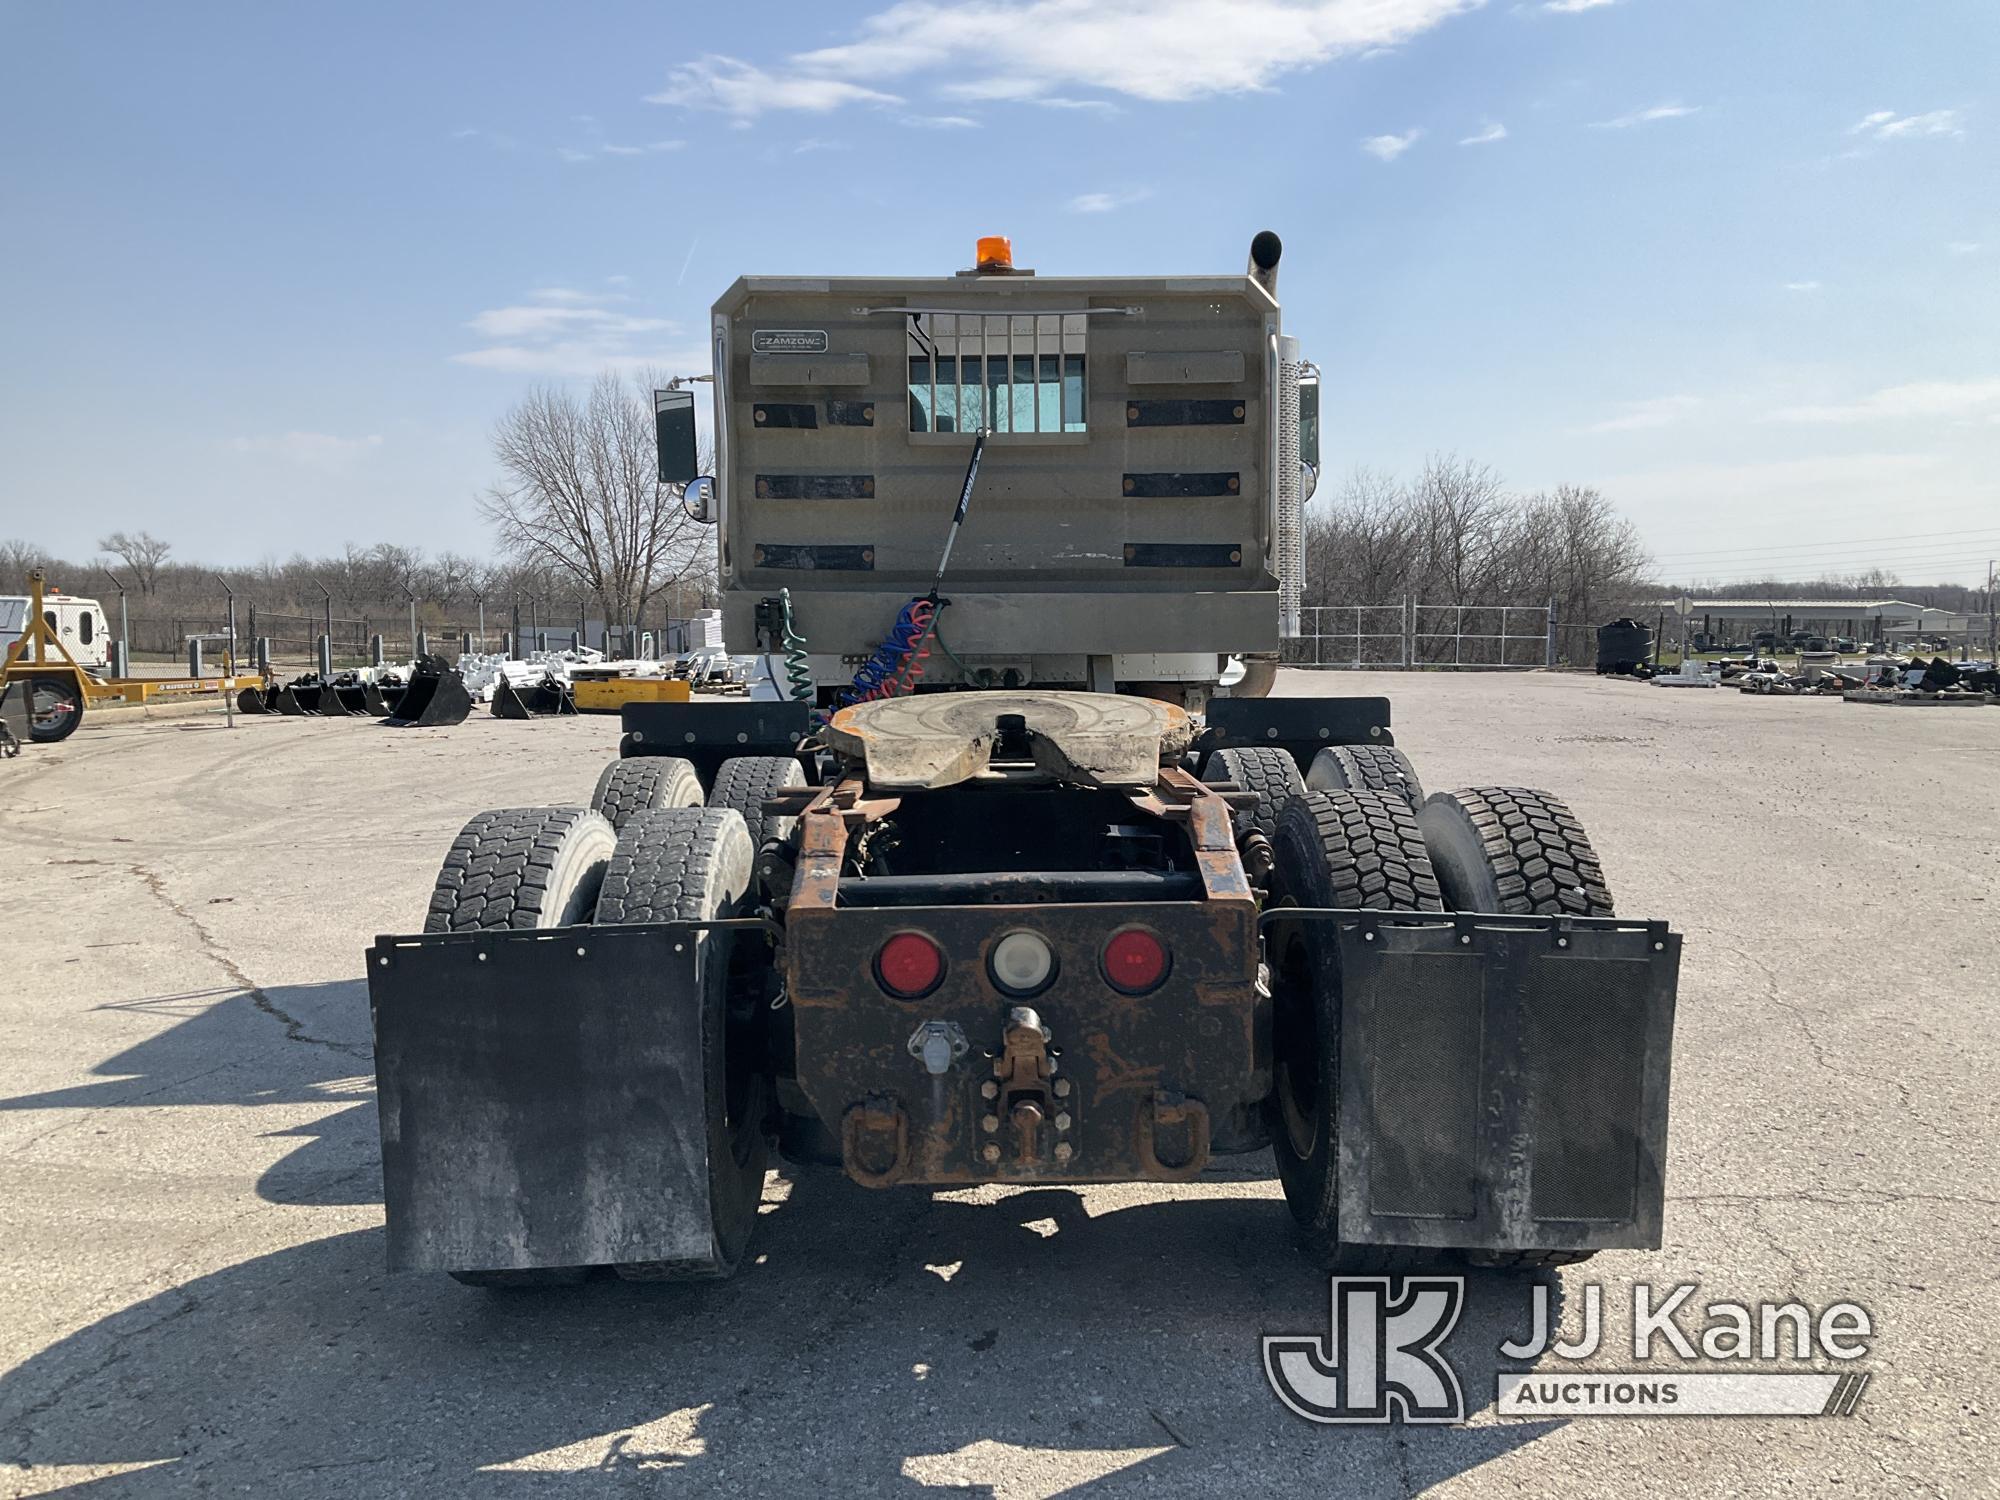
[980, 1006, 1070, 1167]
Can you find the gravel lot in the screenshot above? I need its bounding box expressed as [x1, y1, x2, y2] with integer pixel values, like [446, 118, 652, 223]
[1, 671, 1993, 1497]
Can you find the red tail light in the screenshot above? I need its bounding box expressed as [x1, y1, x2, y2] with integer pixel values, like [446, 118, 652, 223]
[1102, 928, 1169, 994]
[876, 931, 945, 998]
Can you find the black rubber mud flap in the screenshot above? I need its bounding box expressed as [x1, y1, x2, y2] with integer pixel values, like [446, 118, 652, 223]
[1314, 911, 1678, 1256]
[368, 923, 715, 1275]
[385, 656, 472, 727]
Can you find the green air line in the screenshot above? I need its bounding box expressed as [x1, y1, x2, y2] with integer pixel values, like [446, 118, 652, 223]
[777, 588, 815, 706]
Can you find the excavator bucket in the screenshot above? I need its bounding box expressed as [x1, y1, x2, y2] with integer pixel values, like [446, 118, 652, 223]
[271, 679, 321, 715]
[236, 685, 273, 715]
[368, 924, 717, 1273]
[326, 680, 373, 716]
[363, 681, 396, 716]
[491, 674, 575, 719]
[384, 655, 472, 728]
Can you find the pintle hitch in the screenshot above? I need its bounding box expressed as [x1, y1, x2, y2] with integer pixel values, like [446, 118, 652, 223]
[979, 1006, 1075, 1168]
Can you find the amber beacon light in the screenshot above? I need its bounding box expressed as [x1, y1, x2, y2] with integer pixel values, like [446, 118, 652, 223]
[974, 235, 1014, 272]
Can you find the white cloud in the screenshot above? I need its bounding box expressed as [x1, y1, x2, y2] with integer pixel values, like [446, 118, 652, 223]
[1783, 281, 1822, 292]
[453, 287, 694, 377]
[1067, 188, 1153, 213]
[1946, 241, 1981, 255]
[1543, 0, 1614, 11]
[1771, 378, 2000, 425]
[649, 1, 1482, 119]
[1592, 101, 1700, 128]
[1581, 395, 1701, 433]
[899, 113, 980, 128]
[1459, 121, 1507, 145]
[1848, 108, 1964, 141]
[793, 137, 851, 153]
[466, 306, 671, 340]
[1034, 96, 1118, 113]
[648, 54, 902, 117]
[1361, 129, 1422, 161]
[598, 139, 687, 156]
[228, 432, 384, 469]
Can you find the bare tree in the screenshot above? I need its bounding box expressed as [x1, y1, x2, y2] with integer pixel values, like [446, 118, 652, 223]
[96, 530, 173, 594]
[0, 538, 48, 585]
[479, 371, 709, 639]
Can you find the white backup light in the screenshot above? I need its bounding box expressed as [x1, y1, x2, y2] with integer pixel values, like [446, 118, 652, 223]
[990, 931, 1055, 995]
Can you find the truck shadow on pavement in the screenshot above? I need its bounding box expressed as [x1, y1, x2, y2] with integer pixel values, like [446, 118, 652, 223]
[0, 981, 384, 1207]
[0, 1138, 1569, 1496]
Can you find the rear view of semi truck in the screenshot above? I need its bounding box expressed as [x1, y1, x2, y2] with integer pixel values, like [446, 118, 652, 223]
[365, 232, 1680, 1285]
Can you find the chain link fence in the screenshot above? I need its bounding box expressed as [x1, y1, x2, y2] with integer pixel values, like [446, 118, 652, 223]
[1284, 601, 1562, 669]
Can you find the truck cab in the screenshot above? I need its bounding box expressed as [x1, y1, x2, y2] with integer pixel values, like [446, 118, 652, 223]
[0, 589, 110, 672]
[659, 232, 1316, 710]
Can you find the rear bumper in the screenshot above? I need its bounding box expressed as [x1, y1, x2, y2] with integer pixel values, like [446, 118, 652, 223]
[784, 900, 1267, 1186]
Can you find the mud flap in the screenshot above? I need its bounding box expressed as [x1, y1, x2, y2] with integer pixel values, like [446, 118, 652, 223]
[368, 924, 714, 1274]
[1324, 911, 1678, 1255]
[384, 656, 473, 727]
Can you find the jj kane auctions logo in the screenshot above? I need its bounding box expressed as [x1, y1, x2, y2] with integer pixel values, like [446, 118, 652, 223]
[1264, 1278, 1874, 1423]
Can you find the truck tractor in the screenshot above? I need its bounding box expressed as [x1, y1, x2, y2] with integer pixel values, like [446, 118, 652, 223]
[366, 233, 1680, 1286]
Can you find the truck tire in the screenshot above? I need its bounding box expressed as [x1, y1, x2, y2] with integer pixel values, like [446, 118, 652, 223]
[420, 806, 616, 1286]
[423, 807, 617, 934]
[1266, 791, 1442, 1273]
[1416, 787, 1613, 919]
[596, 807, 769, 1281]
[590, 756, 703, 830]
[708, 754, 808, 848]
[1417, 787, 1612, 1270]
[1305, 744, 1424, 811]
[26, 677, 84, 743]
[1204, 745, 1305, 843]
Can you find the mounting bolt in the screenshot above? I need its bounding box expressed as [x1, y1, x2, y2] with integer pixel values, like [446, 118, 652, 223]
[980, 1080, 999, 1099]
[1054, 1112, 1072, 1132]
[1557, 937, 1570, 949]
[981, 1143, 1001, 1163]
[1053, 1143, 1073, 1163]
[982, 1115, 999, 1134]
[1052, 1077, 1070, 1098]
[1369, 726, 1382, 737]
[1362, 931, 1375, 943]
[1460, 934, 1472, 945]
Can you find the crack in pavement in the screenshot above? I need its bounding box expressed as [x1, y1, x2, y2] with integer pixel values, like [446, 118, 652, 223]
[124, 864, 370, 1060]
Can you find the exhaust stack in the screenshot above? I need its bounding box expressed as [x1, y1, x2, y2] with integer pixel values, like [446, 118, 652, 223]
[1248, 230, 1282, 297]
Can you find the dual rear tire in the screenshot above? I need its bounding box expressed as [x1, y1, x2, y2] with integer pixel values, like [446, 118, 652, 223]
[423, 799, 767, 1287]
[1266, 773, 1613, 1274]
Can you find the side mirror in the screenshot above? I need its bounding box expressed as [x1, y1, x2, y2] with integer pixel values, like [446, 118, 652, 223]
[1297, 372, 1320, 472]
[681, 475, 718, 525]
[1300, 460, 1319, 504]
[655, 388, 699, 485]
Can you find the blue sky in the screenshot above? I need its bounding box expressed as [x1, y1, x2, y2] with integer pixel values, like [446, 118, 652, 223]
[3, 0, 1995, 586]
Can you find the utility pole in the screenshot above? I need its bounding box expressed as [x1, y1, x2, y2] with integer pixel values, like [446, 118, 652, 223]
[1987, 559, 1996, 662]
